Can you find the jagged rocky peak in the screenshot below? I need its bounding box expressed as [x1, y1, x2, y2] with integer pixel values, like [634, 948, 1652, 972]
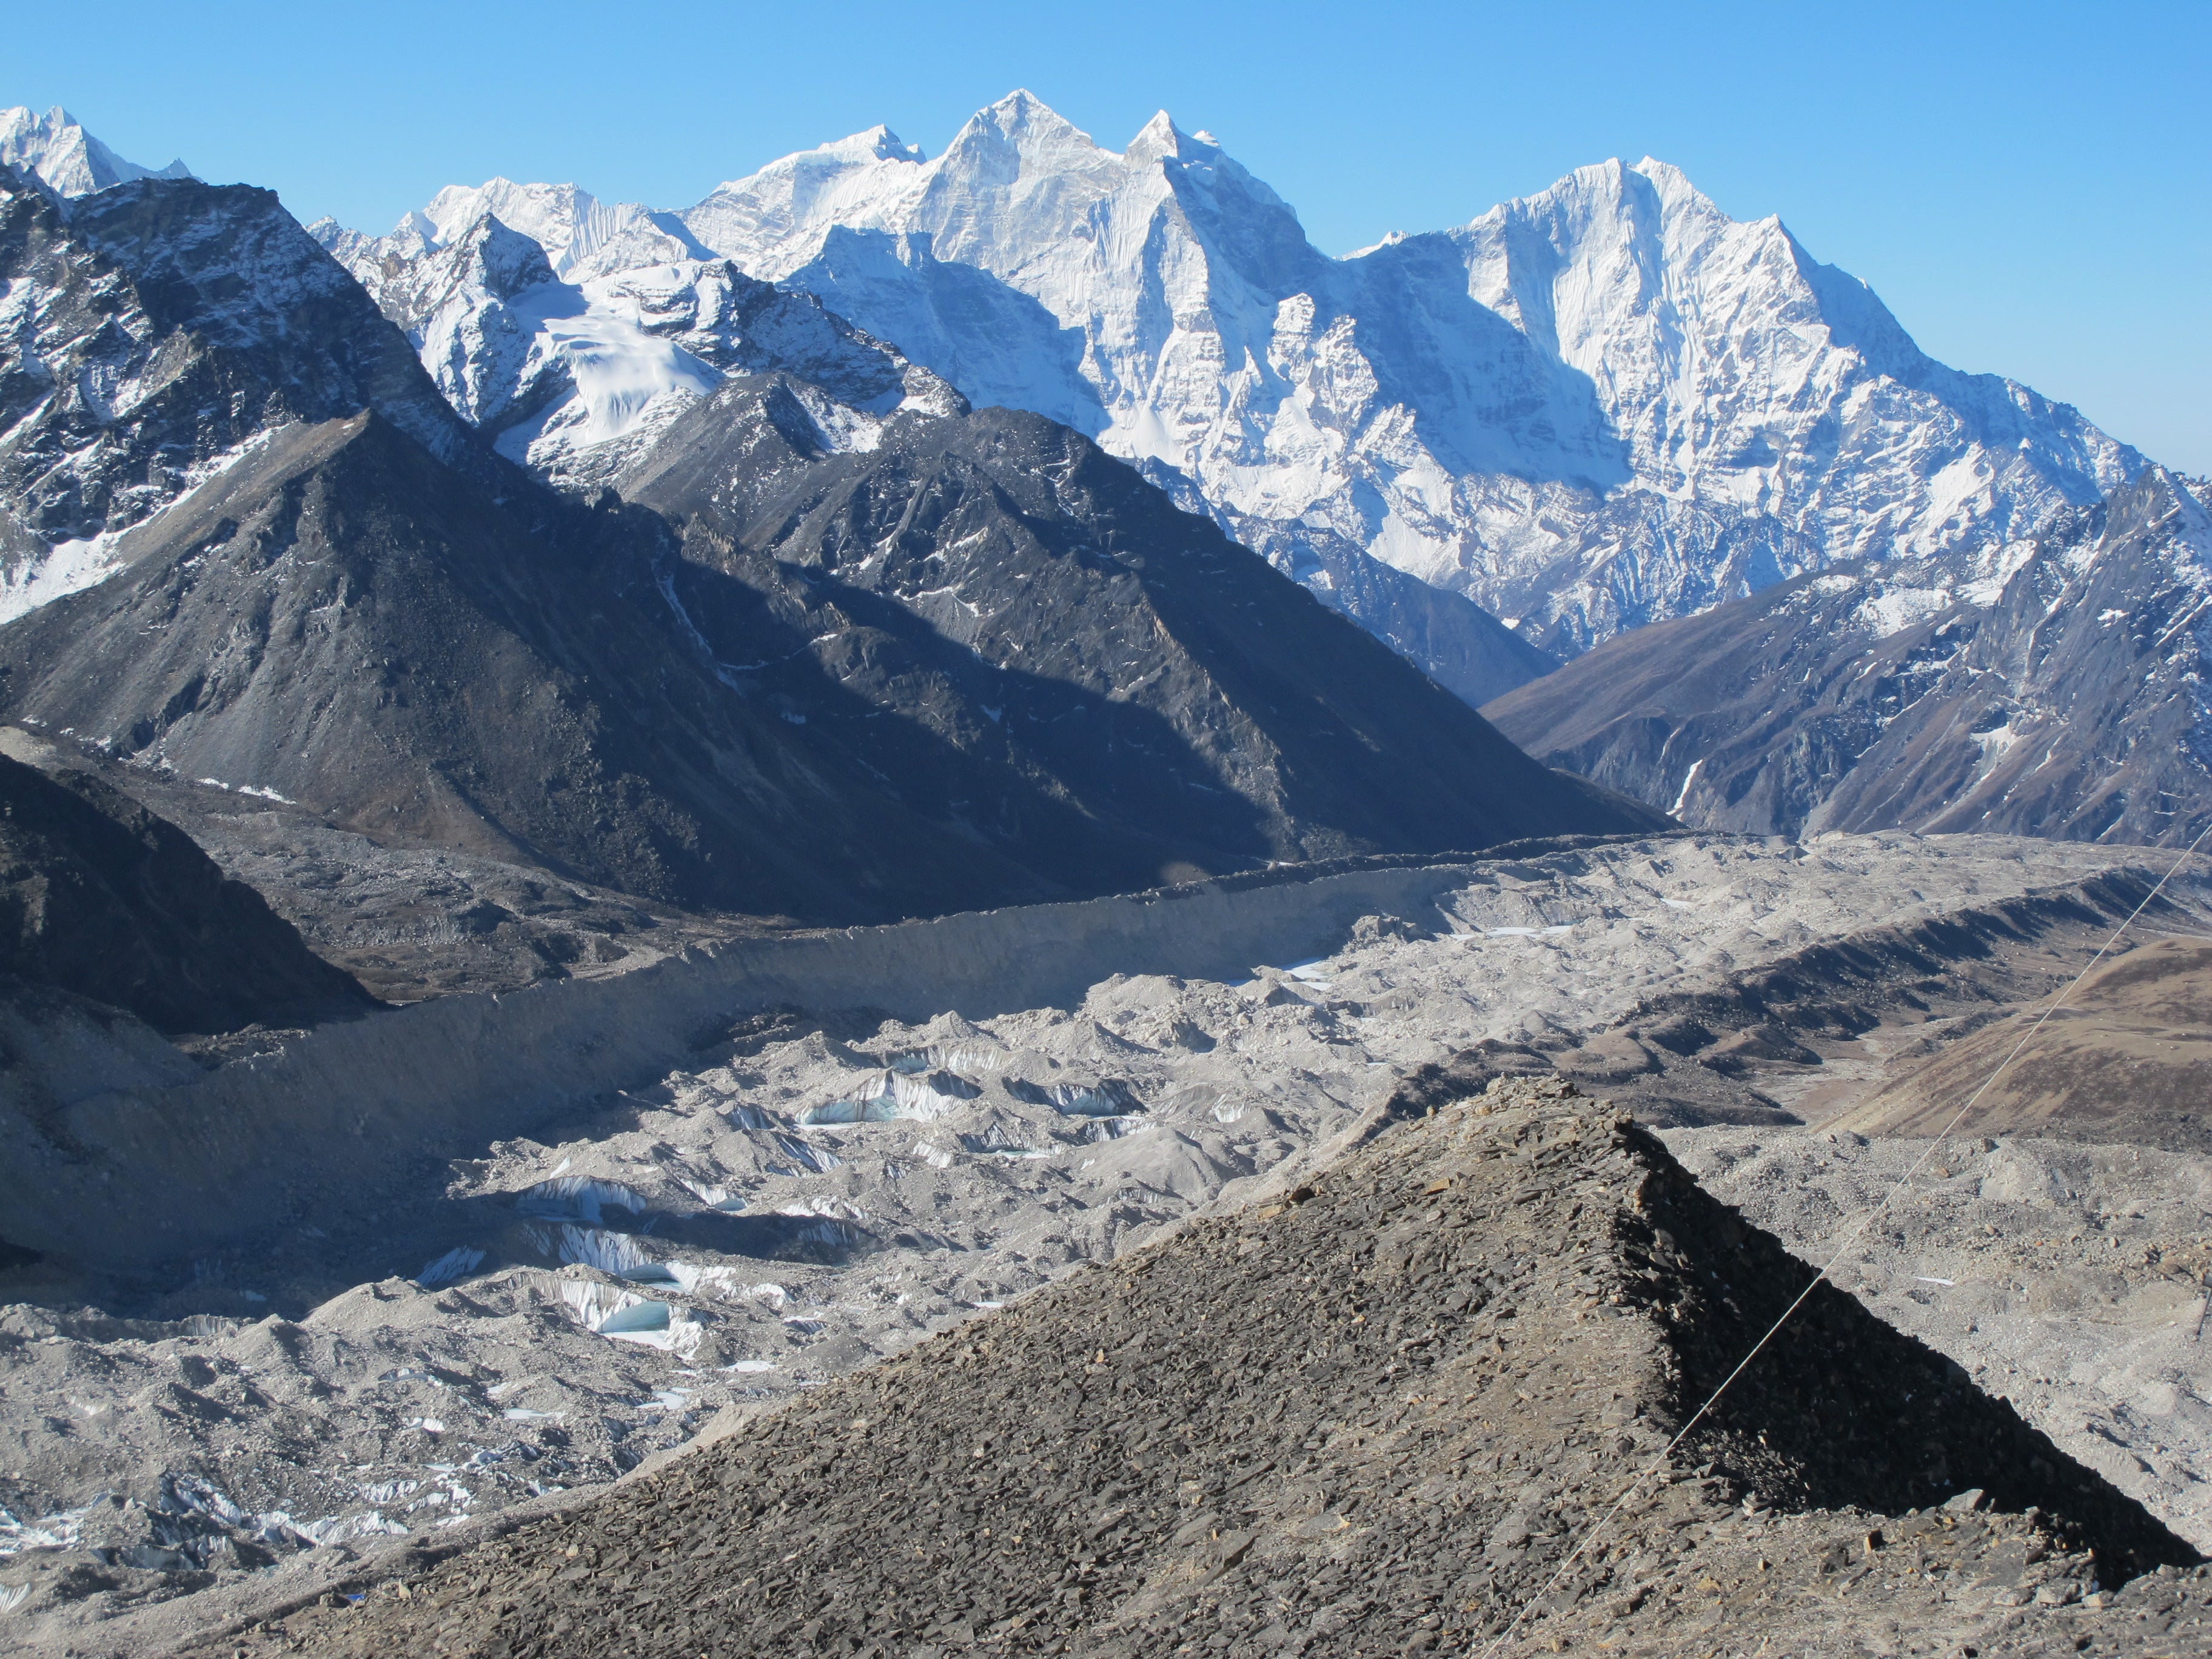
[0, 165, 471, 621]
[0, 105, 190, 197]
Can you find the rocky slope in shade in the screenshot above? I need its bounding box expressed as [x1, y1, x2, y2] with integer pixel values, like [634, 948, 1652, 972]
[339, 92, 2139, 668]
[0, 167, 472, 619]
[0, 387, 1655, 925]
[0, 750, 370, 1036]
[0, 411, 1075, 923]
[186, 1079, 2199, 1659]
[620, 383, 1663, 888]
[1486, 469, 2212, 845]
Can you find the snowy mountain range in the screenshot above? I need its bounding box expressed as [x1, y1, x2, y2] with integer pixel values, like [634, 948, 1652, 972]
[0, 116, 1653, 925]
[312, 91, 2145, 691]
[1, 98, 2196, 850]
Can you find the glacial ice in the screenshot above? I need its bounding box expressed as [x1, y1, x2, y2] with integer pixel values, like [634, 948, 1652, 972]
[517, 1176, 647, 1223]
[416, 1246, 486, 1287]
[556, 1279, 703, 1353]
[1005, 1078, 1144, 1118]
[800, 1067, 982, 1124]
[678, 1178, 746, 1210]
[524, 1223, 668, 1281]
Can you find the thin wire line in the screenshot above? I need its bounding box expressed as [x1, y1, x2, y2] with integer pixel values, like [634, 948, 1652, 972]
[1472, 825, 2212, 1659]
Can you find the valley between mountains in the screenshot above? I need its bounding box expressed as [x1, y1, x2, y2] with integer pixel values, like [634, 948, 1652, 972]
[2, 96, 2211, 1659]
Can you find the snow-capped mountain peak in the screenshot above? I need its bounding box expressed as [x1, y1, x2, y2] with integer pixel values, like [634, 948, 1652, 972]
[378, 176, 703, 281]
[320, 93, 2151, 694]
[0, 105, 190, 197]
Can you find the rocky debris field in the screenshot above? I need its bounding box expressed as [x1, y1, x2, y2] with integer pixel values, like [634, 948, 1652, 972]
[4, 831, 2210, 1655]
[174, 1079, 2205, 1659]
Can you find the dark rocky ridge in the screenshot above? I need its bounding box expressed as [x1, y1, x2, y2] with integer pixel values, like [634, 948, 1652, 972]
[0, 750, 369, 1034]
[197, 1078, 2199, 1659]
[622, 380, 1659, 896]
[0, 397, 1657, 925]
[0, 412, 1068, 922]
[0, 170, 469, 571]
[1486, 469, 2212, 845]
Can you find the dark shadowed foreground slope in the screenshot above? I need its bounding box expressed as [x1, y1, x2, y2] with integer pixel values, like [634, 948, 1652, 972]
[206, 1077, 2202, 1659]
[0, 751, 369, 1034]
[1488, 470, 2212, 845]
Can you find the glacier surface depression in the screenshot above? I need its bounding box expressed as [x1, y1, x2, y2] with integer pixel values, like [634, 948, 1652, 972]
[8, 832, 2212, 1654]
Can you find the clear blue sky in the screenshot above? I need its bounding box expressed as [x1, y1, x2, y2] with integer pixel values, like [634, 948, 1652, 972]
[12, 0, 2208, 471]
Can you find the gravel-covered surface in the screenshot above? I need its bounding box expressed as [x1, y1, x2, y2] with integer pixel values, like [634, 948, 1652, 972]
[169, 1077, 2202, 1659]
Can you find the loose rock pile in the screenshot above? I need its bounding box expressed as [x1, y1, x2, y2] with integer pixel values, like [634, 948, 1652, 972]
[196, 1076, 2204, 1658]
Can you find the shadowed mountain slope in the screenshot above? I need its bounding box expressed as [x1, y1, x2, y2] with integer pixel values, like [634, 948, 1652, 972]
[620, 384, 1663, 891]
[0, 393, 1656, 926]
[0, 412, 1090, 923]
[0, 751, 369, 1034]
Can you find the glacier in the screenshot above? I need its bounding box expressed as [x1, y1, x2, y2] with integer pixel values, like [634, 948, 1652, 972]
[312, 90, 2147, 688]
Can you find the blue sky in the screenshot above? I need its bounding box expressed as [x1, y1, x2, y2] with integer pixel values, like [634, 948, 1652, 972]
[12, 0, 2208, 471]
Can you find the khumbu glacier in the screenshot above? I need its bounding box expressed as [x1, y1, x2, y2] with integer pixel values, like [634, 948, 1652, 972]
[305, 90, 2146, 699]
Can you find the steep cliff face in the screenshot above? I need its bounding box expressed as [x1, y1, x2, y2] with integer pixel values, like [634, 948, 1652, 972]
[0, 751, 370, 1034]
[1487, 471, 2212, 843]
